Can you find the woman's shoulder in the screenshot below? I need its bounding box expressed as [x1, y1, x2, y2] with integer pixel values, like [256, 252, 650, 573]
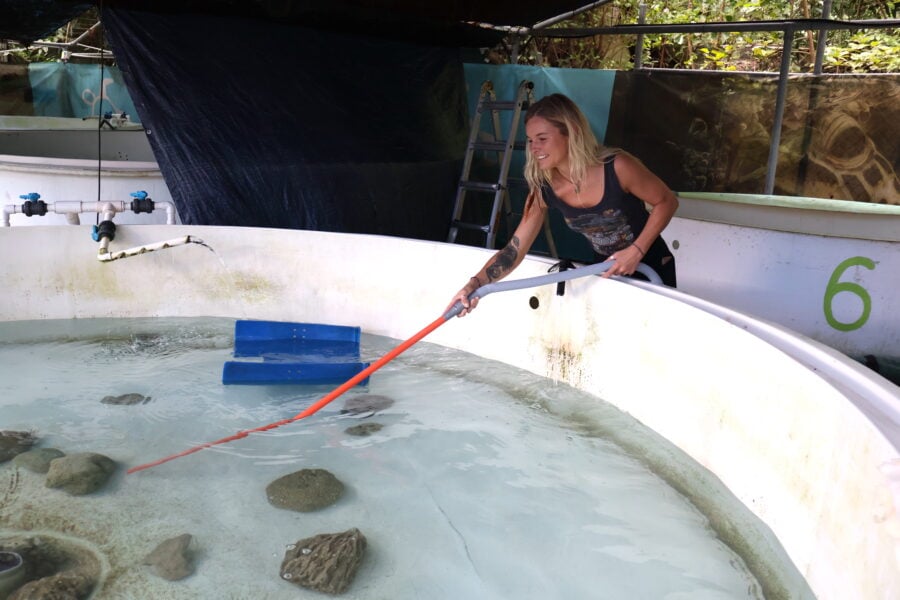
[607, 149, 636, 167]
[610, 151, 649, 182]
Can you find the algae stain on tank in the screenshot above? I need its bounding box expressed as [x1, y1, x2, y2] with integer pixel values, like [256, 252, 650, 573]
[210, 270, 282, 304]
[54, 262, 137, 303]
[543, 342, 586, 385]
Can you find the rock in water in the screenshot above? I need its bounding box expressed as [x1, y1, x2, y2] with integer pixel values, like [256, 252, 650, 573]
[340, 394, 394, 417]
[142, 533, 194, 581]
[266, 469, 344, 512]
[344, 423, 383, 437]
[280, 528, 367, 595]
[12, 448, 65, 473]
[101, 393, 150, 405]
[45, 453, 117, 495]
[0, 431, 36, 463]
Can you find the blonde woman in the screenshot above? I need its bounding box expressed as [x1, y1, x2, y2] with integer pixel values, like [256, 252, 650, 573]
[450, 93, 678, 316]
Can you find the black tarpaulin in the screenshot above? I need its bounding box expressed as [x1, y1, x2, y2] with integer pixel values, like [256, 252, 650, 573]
[1, 1, 591, 43]
[102, 7, 470, 237]
[0, 0, 92, 44]
[5, 0, 590, 237]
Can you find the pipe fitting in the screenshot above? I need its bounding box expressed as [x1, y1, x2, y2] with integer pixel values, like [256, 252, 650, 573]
[131, 197, 155, 214]
[21, 199, 48, 217]
[92, 220, 117, 243]
[155, 201, 178, 225]
[3, 195, 177, 226]
[0, 550, 25, 597]
[99, 202, 117, 224]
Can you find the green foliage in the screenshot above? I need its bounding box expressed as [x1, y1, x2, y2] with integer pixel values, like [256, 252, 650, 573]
[488, 0, 899, 74]
[2, 8, 106, 65]
[4, 3, 897, 73]
[824, 30, 900, 72]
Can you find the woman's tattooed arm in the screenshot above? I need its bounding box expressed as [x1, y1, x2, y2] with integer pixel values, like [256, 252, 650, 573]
[485, 236, 520, 282]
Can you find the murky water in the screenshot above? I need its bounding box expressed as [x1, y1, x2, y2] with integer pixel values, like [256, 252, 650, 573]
[0, 317, 765, 599]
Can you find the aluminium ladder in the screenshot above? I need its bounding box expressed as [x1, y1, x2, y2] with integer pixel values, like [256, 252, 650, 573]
[447, 80, 557, 256]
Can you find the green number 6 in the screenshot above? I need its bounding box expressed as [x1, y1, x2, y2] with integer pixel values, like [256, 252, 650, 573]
[823, 256, 876, 332]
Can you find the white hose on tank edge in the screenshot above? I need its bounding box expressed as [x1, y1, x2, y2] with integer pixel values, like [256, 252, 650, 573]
[97, 235, 212, 263]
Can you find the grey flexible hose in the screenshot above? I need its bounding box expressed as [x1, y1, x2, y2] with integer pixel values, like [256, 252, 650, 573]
[443, 261, 662, 319]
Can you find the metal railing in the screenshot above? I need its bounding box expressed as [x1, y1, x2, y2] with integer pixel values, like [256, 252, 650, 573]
[472, 10, 899, 195]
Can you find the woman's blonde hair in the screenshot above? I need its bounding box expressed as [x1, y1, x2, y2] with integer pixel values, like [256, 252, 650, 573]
[522, 93, 617, 211]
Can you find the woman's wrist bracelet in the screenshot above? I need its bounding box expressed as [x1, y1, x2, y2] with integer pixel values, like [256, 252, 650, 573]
[632, 242, 646, 257]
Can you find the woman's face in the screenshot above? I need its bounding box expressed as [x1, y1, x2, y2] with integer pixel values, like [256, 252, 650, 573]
[526, 116, 568, 170]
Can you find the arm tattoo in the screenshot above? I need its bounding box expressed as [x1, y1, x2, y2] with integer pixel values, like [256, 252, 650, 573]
[486, 236, 520, 282]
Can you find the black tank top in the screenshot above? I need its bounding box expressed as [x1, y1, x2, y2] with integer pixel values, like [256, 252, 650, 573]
[542, 156, 649, 257]
[542, 155, 677, 287]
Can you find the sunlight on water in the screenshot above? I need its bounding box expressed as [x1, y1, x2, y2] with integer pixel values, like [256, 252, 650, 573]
[0, 317, 763, 599]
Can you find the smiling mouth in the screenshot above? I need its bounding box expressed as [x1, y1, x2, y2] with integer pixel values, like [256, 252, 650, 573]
[536, 154, 548, 160]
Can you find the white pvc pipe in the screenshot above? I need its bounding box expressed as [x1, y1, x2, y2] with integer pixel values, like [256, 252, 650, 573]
[99, 202, 117, 224]
[158, 202, 177, 224]
[2, 200, 178, 227]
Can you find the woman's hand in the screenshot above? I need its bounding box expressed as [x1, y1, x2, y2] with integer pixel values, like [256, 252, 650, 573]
[602, 244, 645, 279]
[446, 196, 545, 318]
[446, 276, 482, 317]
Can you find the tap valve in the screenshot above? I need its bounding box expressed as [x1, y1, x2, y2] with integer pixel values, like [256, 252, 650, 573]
[19, 192, 47, 217]
[92, 220, 117, 242]
[130, 191, 155, 214]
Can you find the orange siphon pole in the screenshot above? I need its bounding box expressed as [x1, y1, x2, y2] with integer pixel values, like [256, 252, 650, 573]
[127, 314, 449, 474]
